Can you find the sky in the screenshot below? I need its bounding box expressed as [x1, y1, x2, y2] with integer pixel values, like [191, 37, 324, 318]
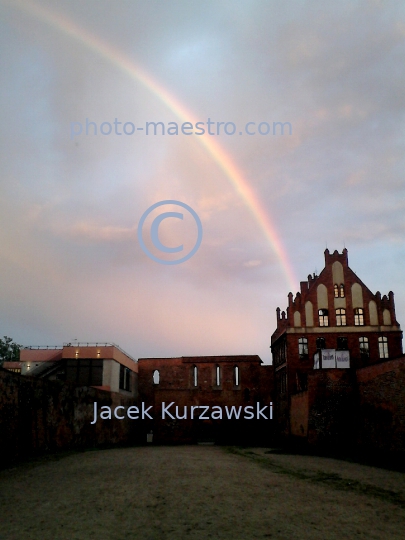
[0, 0, 404, 364]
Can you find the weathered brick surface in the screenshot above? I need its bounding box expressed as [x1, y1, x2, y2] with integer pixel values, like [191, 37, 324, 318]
[307, 370, 356, 449]
[288, 358, 405, 455]
[356, 358, 405, 453]
[138, 356, 274, 444]
[290, 391, 309, 438]
[0, 368, 137, 465]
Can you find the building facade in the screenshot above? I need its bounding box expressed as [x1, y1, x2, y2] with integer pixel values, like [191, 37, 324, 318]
[138, 355, 273, 444]
[271, 249, 403, 436]
[11, 343, 138, 398]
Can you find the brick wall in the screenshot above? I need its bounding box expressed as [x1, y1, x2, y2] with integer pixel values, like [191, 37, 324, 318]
[307, 370, 356, 449]
[288, 358, 405, 455]
[290, 391, 309, 438]
[0, 368, 138, 465]
[356, 358, 405, 454]
[138, 357, 274, 444]
[289, 370, 356, 449]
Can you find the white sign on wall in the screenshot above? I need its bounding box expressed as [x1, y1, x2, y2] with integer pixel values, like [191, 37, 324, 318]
[335, 350, 350, 369]
[322, 349, 336, 368]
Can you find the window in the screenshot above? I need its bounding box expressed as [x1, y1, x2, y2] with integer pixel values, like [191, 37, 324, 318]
[316, 337, 326, 350]
[378, 337, 389, 359]
[120, 365, 131, 392]
[215, 365, 221, 386]
[296, 371, 308, 392]
[298, 337, 308, 359]
[272, 336, 287, 367]
[337, 337, 348, 350]
[279, 370, 287, 394]
[334, 284, 339, 298]
[234, 365, 240, 387]
[359, 337, 369, 357]
[318, 309, 329, 327]
[354, 308, 364, 326]
[193, 365, 198, 387]
[153, 369, 160, 385]
[65, 359, 103, 386]
[336, 308, 346, 326]
[340, 284, 345, 298]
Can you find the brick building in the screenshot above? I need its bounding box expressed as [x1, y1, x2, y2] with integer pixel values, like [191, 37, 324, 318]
[271, 248, 403, 436]
[138, 355, 273, 444]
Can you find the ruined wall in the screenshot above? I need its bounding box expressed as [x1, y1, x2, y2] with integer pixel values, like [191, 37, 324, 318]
[0, 368, 137, 465]
[138, 357, 274, 444]
[356, 358, 405, 454]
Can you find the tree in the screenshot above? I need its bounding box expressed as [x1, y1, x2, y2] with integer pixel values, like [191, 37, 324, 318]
[0, 336, 21, 367]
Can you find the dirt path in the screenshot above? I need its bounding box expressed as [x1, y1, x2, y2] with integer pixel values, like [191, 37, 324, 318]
[1, 446, 404, 540]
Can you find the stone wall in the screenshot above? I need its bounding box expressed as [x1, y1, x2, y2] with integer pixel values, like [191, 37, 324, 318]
[0, 368, 138, 465]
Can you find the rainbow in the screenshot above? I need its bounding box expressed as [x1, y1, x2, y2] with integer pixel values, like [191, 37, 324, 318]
[7, 0, 297, 290]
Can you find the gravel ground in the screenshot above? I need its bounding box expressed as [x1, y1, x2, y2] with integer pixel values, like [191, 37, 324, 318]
[0, 446, 404, 540]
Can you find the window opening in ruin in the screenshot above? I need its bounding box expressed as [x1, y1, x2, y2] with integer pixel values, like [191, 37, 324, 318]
[216, 365, 221, 386]
[193, 365, 198, 387]
[234, 365, 240, 386]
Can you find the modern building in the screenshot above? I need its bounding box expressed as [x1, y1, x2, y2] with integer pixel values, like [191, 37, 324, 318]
[271, 248, 403, 436]
[7, 343, 138, 398]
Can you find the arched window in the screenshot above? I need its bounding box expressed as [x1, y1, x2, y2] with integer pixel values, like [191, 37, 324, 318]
[153, 370, 160, 385]
[318, 309, 329, 327]
[298, 337, 308, 358]
[334, 284, 339, 298]
[340, 284, 345, 298]
[216, 365, 221, 386]
[336, 308, 346, 326]
[337, 337, 348, 350]
[193, 365, 198, 387]
[378, 337, 389, 359]
[354, 308, 364, 326]
[359, 337, 369, 357]
[316, 337, 326, 350]
[234, 366, 240, 387]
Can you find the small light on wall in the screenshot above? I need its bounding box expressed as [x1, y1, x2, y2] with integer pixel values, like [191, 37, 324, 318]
[27, 364, 30, 370]
[75, 351, 79, 357]
[97, 351, 100, 357]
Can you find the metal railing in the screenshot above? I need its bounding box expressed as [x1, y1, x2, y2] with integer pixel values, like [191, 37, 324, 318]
[23, 342, 137, 362]
[23, 345, 63, 350]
